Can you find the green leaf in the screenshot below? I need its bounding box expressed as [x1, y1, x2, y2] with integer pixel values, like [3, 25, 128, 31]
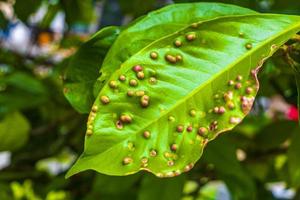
[60, 0, 94, 26]
[287, 126, 300, 187]
[0, 72, 48, 116]
[13, 0, 42, 22]
[97, 3, 257, 92]
[84, 174, 141, 200]
[137, 174, 185, 200]
[67, 4, 300, 178]
[203, 135, 256, 200]
[253, 121, 296, 151]
[63, 26, 120, 113]
[118, 0, 157, 17]
[0, 111, 30, 152]
[0, 11, 8, 29]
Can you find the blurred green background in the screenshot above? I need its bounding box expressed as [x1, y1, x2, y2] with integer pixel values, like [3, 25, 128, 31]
[0, 0, 300, 199]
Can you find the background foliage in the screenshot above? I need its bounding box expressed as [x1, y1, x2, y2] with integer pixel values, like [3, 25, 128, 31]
[0, 0, 300, 200]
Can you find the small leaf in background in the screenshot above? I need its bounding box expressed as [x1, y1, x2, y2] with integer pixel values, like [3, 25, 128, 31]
[60, 0, 94, 26]
[0, 111, 30, 152]
[118, 0, 158, 17]
[84, 173, 141, 200]
[63, 26, 120, 113]
[0, 72, 48, 116]
[253, 121, 296, 151]
[203, 135, 256, 200]
[138, 174, 185, 200]
[287, 126, 300, 187]
[0, 11, 8, 29]
[13, 0, 43, 23]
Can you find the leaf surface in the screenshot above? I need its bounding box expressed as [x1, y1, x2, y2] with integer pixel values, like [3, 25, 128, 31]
[0, 111, 30, 152]
[63, 26, 120, 113]
[97, 3, 257, 91]
[66, 3, 255, 112]
[67, 5, 300, 178]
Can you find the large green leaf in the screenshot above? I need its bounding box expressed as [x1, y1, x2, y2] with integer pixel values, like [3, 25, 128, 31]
[97, 3, 257, 92]
[67, 4, 300, 178]
[63, 26, 120, 113]
[0, 111, 30, 152]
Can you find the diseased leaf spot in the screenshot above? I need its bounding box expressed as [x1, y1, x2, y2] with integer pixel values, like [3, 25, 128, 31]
[209, 121, 218, 131]
[127, 141, 135, 151]
[176, 125, 184, 132]
[185, 32, 196, 41]
[226, 101, 235, 110]
[140, 95, 150, 108]
[136, 71, 145, 79]
[223, 91, 233, 101]
[229, 116, 241, 124]
[186, 125, 193, 132]
[183, 163, 194, 172]
[245, 43, 253, 50]
[150, 51, 158, 59]
[150, 149, 157, 157]
[176, 55, 183, 62]
[168, 115, 175, 122]
[116, 120, 123, 129]
[127, 90, 135, 97]
[189, 109, 196, 117]
[236, 75, 243, 81]
[129, 79, 138, 87]
[91, 105, 98, 112]
[123, 157, 133, 165]
[165, 54, 177, 63]
[120, 114, 132, 123]
[174, 39, 182, 47]
[213, 106, 226, 114]
[100, 95, 110, 104]
[191, 23, 198, 28]
[240, 96, 255, 114]
[198, 127, 208, 137]
[86, 129, 93, 136]
[143, 131, 151, 139]
[235, 82, 242, 89]
[167, 160, 175, 166]
[132, 65, 143, 72]
[141, 157, 148, 167]
[136, 90, 145, 97]
[119, 74, 126, 82]
[109, 80, 118, 89]
[246, 87, 253, 94]
[164, 152, 172, 158]
[149, 77, 157, 84]
[170, 143, 178, 151]
[228, 80, 234, 86]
